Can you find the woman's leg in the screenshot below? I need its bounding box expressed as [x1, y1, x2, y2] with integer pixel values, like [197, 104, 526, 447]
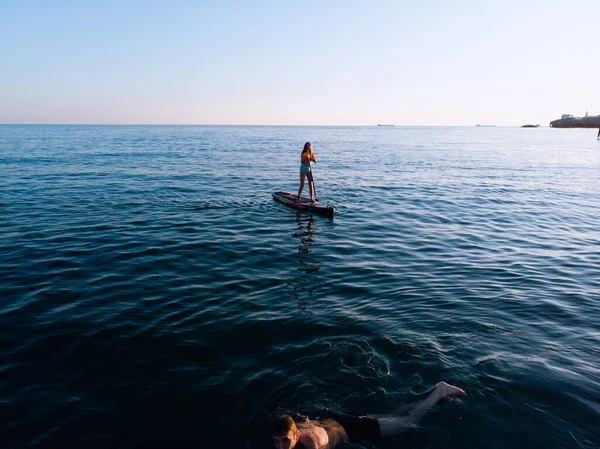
[307, 171, 315, 202]
[298, 170, 306, 200]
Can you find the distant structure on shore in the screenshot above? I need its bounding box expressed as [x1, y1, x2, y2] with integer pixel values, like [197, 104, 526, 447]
[377, 124, 394, 126]
[550, 113, 600, 128]
[476, 124, 495, 127]
[521, 124, 540, 128]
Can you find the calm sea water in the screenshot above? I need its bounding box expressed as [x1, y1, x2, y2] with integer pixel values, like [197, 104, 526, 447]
[1, 125, 599, 449]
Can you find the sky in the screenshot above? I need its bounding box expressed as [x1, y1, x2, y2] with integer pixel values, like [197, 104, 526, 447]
[1, 0, 599, 126]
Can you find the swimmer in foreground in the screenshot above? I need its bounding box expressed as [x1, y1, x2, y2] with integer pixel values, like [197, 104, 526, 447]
[272, 381, 466, 449]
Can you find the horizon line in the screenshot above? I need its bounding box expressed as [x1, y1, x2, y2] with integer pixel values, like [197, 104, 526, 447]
[0, 123, 542, 127]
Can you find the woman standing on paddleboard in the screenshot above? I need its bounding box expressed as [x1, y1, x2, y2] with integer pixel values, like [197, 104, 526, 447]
[298, 142, 318, 202]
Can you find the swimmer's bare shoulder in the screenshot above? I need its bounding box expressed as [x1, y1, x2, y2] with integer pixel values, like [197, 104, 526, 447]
[296, 419, 349, 449]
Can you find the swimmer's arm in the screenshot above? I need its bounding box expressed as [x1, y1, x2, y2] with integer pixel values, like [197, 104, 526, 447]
[318, 420, 347, 448]
[328, 427, 348, 448]
[297, 426, 328, 449]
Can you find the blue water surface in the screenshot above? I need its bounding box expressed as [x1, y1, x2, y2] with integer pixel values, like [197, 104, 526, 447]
[1, 125, 599, 449]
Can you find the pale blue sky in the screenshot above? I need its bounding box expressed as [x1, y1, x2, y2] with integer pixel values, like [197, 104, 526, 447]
[1, 0, 598, 125]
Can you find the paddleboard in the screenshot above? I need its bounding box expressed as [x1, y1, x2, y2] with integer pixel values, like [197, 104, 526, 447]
[272, 191, 335, 217]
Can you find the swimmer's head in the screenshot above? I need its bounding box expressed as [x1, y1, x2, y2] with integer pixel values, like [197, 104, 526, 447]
[272, 415, 300, 449]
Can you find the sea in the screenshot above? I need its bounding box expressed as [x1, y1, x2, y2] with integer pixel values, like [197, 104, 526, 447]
[1, 125, 599, 449]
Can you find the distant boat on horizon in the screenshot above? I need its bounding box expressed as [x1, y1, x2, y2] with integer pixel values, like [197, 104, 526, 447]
[476, 124, 496, 127]
[377, 124, 394, 126]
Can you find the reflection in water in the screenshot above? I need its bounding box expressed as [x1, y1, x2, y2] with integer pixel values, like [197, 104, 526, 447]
[287, 214, 324, 312]
[293, 215, 312, 248]
[293, 214, 320, 273]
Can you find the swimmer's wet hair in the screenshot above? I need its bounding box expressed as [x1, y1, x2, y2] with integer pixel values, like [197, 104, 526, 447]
[272, 415, 297, 435]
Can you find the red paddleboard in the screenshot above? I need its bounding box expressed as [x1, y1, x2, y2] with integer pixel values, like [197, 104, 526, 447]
[272, 191, 335, 217]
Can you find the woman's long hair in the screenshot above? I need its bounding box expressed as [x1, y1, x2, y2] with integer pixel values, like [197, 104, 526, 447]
[302, 142, 313, 160]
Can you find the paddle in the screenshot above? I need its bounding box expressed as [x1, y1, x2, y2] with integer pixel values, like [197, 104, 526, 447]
[310, 165, 319, 203]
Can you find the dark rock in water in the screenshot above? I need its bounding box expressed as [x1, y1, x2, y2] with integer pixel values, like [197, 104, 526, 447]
[521, 124, 540, 128]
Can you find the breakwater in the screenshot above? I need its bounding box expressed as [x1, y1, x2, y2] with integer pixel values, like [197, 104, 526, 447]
[550, 114, 600, 128]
